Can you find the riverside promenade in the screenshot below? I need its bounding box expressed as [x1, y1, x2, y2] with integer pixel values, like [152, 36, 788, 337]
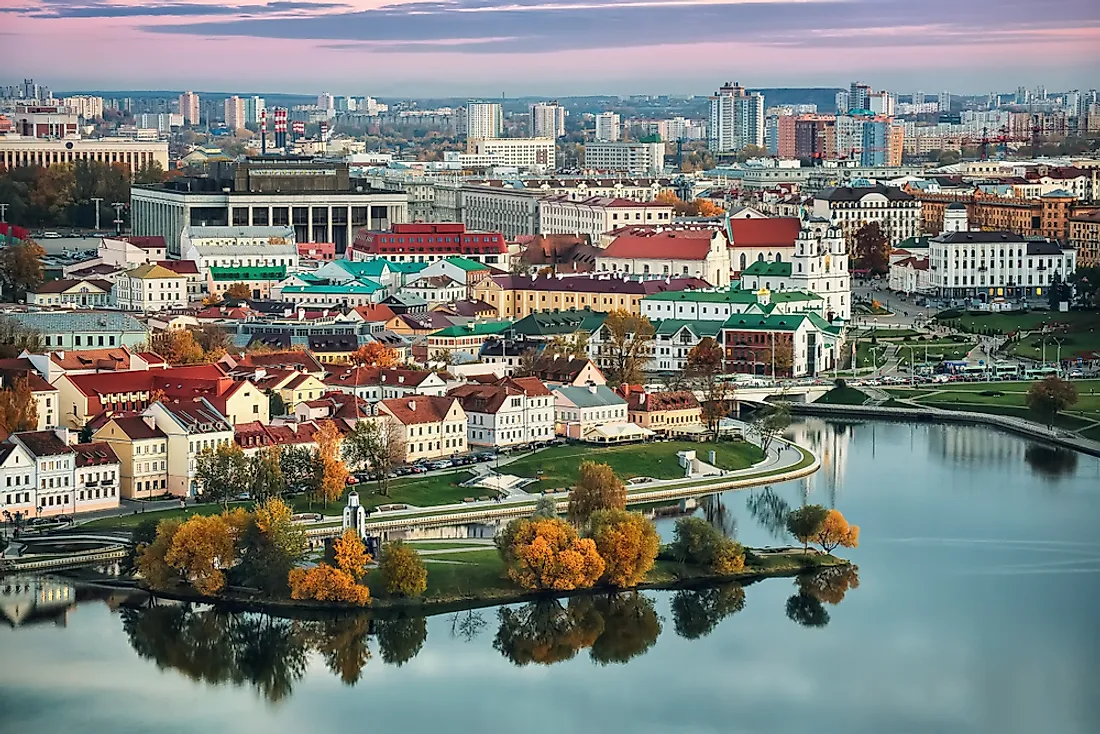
[792, 402, 1100, 458]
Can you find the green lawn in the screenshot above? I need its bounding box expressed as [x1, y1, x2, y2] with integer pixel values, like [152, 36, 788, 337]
[1079, 425, 1100, 442]
[366, 548, 513, 602]
[884, 388, 939, 399]
[847, 341, 889, 370]
[921, 401, 1095, 430]
[894, 341, 977, 367]
[850, 328, 920, 339]
[407, 541, 490, 551]
[503, 440, 764, 492]
[814, 386, 870, 405]
[81, 501, 251, 530]
[941, 309, 1099, 335]
[287, 470, 478, 514]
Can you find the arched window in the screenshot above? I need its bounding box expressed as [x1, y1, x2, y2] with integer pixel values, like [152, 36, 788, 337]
[757, 253, 765, 262]
[739, 253, 747, 270]
[775, 253, 782, 262]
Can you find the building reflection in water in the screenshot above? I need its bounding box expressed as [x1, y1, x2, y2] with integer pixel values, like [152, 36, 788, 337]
[929, 423, 1028, 466]
[0, 576, 77, 628]
[786, 418, 852, 507]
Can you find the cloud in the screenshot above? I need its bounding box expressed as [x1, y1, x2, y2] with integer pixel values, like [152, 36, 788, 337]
[11, 1, 349, 19]
[130, 0, 1100, 55]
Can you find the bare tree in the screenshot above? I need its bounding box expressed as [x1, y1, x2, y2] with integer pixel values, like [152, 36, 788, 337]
[600, 310, 655, 386]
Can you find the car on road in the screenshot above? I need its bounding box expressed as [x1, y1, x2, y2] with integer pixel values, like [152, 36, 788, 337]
[42, 231, 63, 238]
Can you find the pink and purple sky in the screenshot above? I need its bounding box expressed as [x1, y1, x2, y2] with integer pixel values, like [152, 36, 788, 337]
[4, 0, 1100, 95]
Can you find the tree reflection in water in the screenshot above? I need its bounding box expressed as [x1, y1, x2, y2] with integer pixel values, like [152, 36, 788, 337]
[784, 564, 861, 628]
[1024, 444, 1079, 480]
[121, 604, 410, 698]
[700, 494, 737, 539]
[493, 593, 661, 666]
[745, 487, 793, 541]
[670, 583, 746, 640]
[121, 605, 309, 701]
[376, 614, 428, 667]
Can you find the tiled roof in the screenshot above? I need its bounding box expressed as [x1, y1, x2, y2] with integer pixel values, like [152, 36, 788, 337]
[432, 300, 497, 318]
[727, 217, 801, 248]
[69, 364, 226, 398]
[72, 441, 120, 467]
[0, 367, 55, 393]
[496, 375, 553, 397]
[156, 260, 200, 275]
[50, 348, 132, 372]
[622, 388, 700, 413]
[307, 334, 361, 353]
[553, 384, 626, 409]
[380, 395, 459, 425]
[234, 420, 321, 449]
[225, 351, 325, 375]
[447, 384, 520, 414]
[126, 263, 184, 280]
[121, 236, 167, 250]
[601, 230, 715, 260]
[324, 366, 440, 388]
[533, 356, 595, 382]
[4, 311, 146, 334]
[162, 401, 232, 433]
[33, 278, 113, 294]
[816, 184, 915, 202]
[105, 416, 165, 440]
[351, 304, 398, 322]
[13, 430, 73, 457]
[509, 309, 606, 337]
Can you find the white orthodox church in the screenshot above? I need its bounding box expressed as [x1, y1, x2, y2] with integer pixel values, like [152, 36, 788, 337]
[342, 491, 366, 538]
[739, 218, 850, 322]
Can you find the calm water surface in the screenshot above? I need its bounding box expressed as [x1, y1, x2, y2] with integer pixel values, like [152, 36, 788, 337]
[2, 419, 1099, 734]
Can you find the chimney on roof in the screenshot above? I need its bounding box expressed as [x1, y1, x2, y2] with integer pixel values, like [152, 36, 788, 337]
[588, 384, 597, 395]
[142, 414, 156, 430]
[408, 400, 416, 411]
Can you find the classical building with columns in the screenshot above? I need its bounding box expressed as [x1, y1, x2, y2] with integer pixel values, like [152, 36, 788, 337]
[0, 136, 168, 174]
[130, 157, 408, 258]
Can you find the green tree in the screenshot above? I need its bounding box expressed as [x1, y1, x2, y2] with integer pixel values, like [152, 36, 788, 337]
[268, 390, 286, 417]
[194, 442, 250, 510]
[785, 504, 830, 550]
[280, 445, 321, 496]
[379, 541, 428, 598]
[249, 446, 287, 503]
[750, 403, 791, 454]
[670, 516, 745, 573]
[1026, 376, 1078, 427]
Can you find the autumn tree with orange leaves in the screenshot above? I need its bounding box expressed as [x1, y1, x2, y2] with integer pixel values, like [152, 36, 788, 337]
[314, 421, 349, 509]
[0, 375, 39, 439]
[798, 564, 860, 605]
[333, 528, 370, 581]
[496, 517, 605, 591]
[814, 509, 860, 552]
[288, 564, 371, 606]
[350, 342, 399, 368]
[588, 509, 659, 588]
[148, 329, 206, 365]
[163, 514, 237, 595]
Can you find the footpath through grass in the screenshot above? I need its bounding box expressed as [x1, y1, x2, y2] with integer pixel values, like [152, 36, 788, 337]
[503, 440, 764, 492]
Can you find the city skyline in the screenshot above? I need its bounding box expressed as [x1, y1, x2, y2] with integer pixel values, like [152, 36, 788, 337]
[4, 0, 1100, 95]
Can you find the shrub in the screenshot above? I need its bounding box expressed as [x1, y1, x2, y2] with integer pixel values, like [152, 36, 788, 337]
[671, 517, 745, 575]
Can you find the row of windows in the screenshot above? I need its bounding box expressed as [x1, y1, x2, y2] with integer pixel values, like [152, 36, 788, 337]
[44, 334, 118, 347]
[40, 475, 70, 489]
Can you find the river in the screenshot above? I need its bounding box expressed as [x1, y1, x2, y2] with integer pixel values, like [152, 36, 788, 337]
[2, 419, 1098, 734]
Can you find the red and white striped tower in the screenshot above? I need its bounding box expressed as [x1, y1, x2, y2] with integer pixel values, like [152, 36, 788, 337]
[274, 108, 288, 149]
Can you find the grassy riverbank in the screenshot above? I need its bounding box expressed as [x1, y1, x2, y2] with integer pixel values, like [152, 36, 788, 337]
[81, 440, 766, 532]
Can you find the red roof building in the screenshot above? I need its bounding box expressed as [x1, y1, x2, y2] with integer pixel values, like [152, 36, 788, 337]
[351, 223, 506, 265]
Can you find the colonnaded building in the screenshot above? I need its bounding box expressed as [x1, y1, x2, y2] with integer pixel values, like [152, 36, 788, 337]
[130, 157, 408, 257]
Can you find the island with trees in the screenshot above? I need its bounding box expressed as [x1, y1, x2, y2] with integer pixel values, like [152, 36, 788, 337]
[124, 459, 859, 615]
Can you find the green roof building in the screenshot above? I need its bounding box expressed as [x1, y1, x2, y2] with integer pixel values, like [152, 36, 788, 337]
[508, 308, 608, 338]
[209, 265, 287, 282]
